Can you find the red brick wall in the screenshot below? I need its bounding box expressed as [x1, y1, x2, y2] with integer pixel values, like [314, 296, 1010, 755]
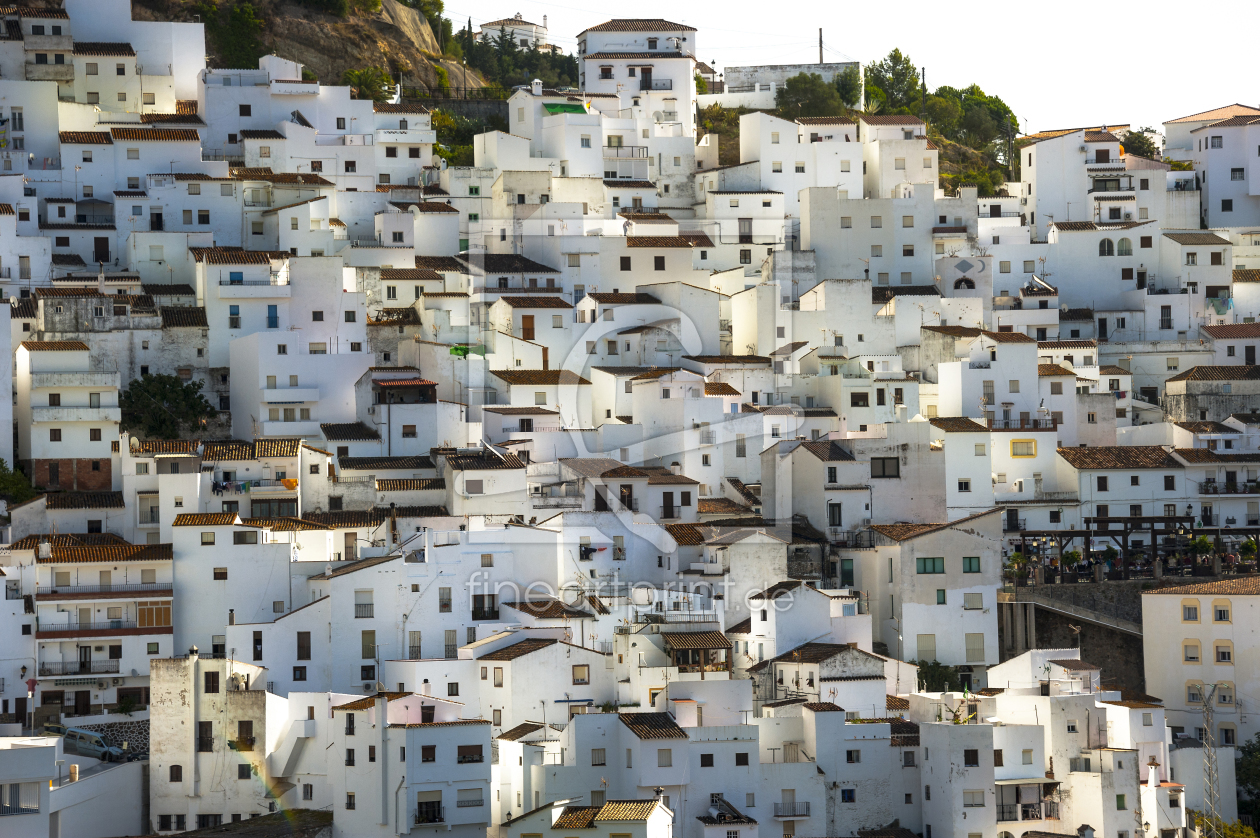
[31, 458, 113, 491]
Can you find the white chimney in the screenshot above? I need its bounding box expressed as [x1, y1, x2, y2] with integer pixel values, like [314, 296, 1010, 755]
[543, 14, 547, 30]
[531, 78, 543, 96]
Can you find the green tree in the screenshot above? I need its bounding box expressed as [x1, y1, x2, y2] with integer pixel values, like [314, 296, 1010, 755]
[924, 94, 961, 139]
[1194, 812, 1258, 838]
[0, 458, 35, 505]
[1190, 535, 1214, 561]
[342, 66, 393, 101]
[865, 49, 919, 112]
[914, 659, 962, 692]
[960, 101, 999, 146]
[834, 65, 861, 108]
[1241, 539, 1257, 561]
[774, 72, 841, 118]
[120, 375, 215, 440]
[1120, 127, 1159, 159]
[194, 1, 267, 69]
[862, 84, 886, 114]
[1239, 735, 1260, 818]
[694, 74, 708, 95]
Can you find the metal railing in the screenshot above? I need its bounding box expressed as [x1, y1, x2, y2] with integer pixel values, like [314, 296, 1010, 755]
[139, 511, 160, 524]
[38, 659, 120, 676]
[1159, 318, 1174, 329]
[355, 603, 374, 618]
[1168, 181, 1198, 192]
[988, 418, 1058, 429]
[38, 619, 139, 632]
[1021, 803, 1042, 820]
[1003, 518, 1027, 533]
[456, 753, 484, 764]
[456, 798, 484, 807]
[38, 582, 170, 597]
[1044, 800, 1060, 819]
[229, 736, 255, 751]
[0, 803, 40, 816]
[471, 609, 499, 621]
[603, 145, 649, 158]
[444, 644, 457, 659]
[415, 805, 444, 824]
[196, 737, 213, 752]
[5, 587, 23, 600]
[1198, 481, 1260, 495]
[997, 804, 1017, 822]
[640, 78, 673, 90]
[773, 803, 810, 817]
[408, 645, 422, 659]
[219, 278, 289, 286]
[660, 506, 681, 520]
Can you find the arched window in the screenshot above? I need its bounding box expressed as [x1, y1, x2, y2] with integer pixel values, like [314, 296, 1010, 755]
[954, 277, 975, 289]
[1099, 238, 1115, 256]
[1117, 237, 1133, 256]
[170, 765, 183, 782]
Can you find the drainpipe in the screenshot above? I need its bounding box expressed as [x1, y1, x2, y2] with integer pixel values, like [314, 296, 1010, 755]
[378, 692, 389, 825]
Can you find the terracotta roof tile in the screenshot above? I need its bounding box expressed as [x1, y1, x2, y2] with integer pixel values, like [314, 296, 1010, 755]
[172, 512, 240, 526]
[1233, 269, 1260, 283]
[698, 497, 751, 515]
[140, 112, 205, 125]
[456, 253, 560, 274]
[1163, 232, 1231, 246]
[1145, 577, 1260, 595]
[478, 638, 558, 661]
[40, 543, 172, 564]
[1056, 446, 1181, 469]
[160, 306, 208, 328]
[130, 439, 199, 454]
[200, 440, 257, 461]
[380, 268, 443, 282]
[604, 179, 656, 188]
[501, 598, 592, 620]
[45, 491, 125, 510]
[320, 422, 382, 441]
[376, 478, 445, 491]
[586, 292, 662, 304]
[339, 455, 434, 471]
[110, 128, 199, 142]
[73, 42, 135, 56]
[374, 102, 431, 114]
[594, 801, 660, 822]
[619, 711, 688, 739]
[1202, 324, 1260, 339]
[1166, 365, 1260, 383]
[798, 440, 854, 461]
[1039, 364, 1076, 377]
[59, 131, 113, 145]
[870, 509, 1002, 541]
[254, 438, 301, 458]
[625, 236, 693, 248]
[446, 451, 525, 471]
[887, 695, 910, 711]
[498, 295, 573, 309]
[21, 341, 89, 351]
[490, 369, 591, 386]
[581, 18, 696, 32]
[552, 808, 600, 829]
[928, 417, 988, 433]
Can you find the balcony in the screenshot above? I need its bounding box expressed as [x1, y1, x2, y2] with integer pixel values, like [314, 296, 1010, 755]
[998, 804, 1018, 822]
[415, 805, 444, 825]
[987, 418, 1058, 430]
[25, 63, 74, 82]
[355, 603, 374, 618]
[660, 506, 681, 520]
[1159, 318, 1174, 329]
[0, 802, 40, 816]
[640, 78, 673, 90]
[38, 659, 120, 677]
[1003, 518, 1027, 533]
[1044, 801, 1059, 819]
[456, 798, 484, 807]
[217, 276, 289, 287]
[31, 406, 122, 423]
[773, 803, 810, 818]
[31, 371, 119, 388]
[37, 619, 171, 639]
[228, 736, 256, 751]
[24, 34, 73, 51]
[1168, 181, 1198, 192]
[1198, 481, 1260, 495]
[197, 737, 214, 753]
[351, 236, 411, 248]
[1021, 803, 1042, 820]
[603, 145, 649, 158]
[37, 582, 171, 600]
[444, 644, 457, 659]
[408, 645, 422, 659]
[1087, 186, 1134, 195]
[263, 388, 320, 403]
[471, 609, 500, 621]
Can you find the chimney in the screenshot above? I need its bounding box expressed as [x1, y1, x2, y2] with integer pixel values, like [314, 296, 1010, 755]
[228, 609, 235, 626]
[531, 78, 543, 96]
[895, 404, 907, 423]
[188, 645, 199, 659]
[543, 14, 547, 30]
[421, 678, 431, 696]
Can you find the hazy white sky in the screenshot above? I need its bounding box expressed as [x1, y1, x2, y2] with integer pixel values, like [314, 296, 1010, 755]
[444, 0, 1260, 135]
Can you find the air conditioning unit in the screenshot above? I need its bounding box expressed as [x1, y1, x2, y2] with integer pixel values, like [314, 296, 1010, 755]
[363, 682, 375, 693]
[1124, 212, 1132, 220]
[97, 681, 106, 690]
[1079, 145, 1087, 153]
[367, 405, 375, 415]
[861, 517, 872, 527]
[111, 678, 121, 686]
[1020, 197, 1028, 205]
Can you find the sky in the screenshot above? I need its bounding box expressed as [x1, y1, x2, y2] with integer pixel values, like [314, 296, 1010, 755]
[440, 0, 1260, 136]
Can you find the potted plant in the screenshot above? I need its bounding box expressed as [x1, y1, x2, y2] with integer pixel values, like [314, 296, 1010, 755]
[1061, 549, 1082, 583]
[1240, 539, 1256, 573]
[1007, 551, 1030, 586]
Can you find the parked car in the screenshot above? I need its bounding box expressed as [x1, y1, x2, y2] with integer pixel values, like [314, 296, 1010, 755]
[63, 727, 128, 762]
[42, 721, 67, 736]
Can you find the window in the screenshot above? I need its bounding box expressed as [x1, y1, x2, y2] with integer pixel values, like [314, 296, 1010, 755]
[213, 567, 228, 580]
[963, 790, 985, 807]
[1216, 644, 1233, 663]
[963, 749, 979, 766]
[1216, 605, 1231, 623]
[1116, 794, 1126, 810]
[917, 557, 944, 574]
[205, 671, 220, 693]
[841, 789, 856, 803]
[958, 479, 971, 493]
[657, 748, 672, 767]
[1097, 476, 1109, 491]
[851, 392, 869, 407]
[1183, 604, 1199, 622]
[572, 665, 590, 685]
[871, 457, 900, 478]
[965, 633, 985, 662]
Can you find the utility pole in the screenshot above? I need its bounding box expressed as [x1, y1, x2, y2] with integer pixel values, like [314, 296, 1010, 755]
[819, 29, 823, 64]
[1202, 682, 1222, 838]
[920, 67, 926, 122]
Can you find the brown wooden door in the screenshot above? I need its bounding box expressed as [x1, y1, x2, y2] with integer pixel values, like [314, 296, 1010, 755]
[541, 347, 549, 369]
[521, 315, 535, 341]
[93, 237, 110, 263]
[74, 690, 91, 715]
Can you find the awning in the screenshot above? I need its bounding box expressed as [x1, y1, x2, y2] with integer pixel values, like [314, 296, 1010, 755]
[994, 777, 1061, 785]
[543, 103, 587, 115]
[661, 630, 730, 650]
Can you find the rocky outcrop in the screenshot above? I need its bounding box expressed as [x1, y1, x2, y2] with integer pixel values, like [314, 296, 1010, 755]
[132, 0, 481, 90]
